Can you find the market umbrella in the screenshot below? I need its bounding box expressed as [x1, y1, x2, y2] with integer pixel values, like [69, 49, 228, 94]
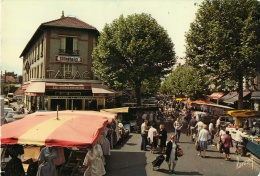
[1, 110, 111, 147]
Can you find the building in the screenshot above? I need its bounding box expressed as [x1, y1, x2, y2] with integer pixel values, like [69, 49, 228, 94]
[19, 12, 116, 111]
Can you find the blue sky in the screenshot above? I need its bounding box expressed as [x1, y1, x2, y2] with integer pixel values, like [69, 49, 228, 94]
[1, 0, 202, 75]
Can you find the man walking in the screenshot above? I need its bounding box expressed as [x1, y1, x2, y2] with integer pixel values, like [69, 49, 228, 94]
[173, 117, 183, 142]
[141, 120, 149, 151]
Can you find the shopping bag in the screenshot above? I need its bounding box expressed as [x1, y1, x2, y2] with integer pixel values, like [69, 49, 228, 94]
[195, 141, 200, 151]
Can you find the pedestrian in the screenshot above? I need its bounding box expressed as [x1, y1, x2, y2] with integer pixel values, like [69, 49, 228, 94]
[4, 144, 25, 176]
[209, 119, 215, 146]
[37, 147, 58, 176]
[218, 126, 226, 153]
[173, 117, 183, 142]
[188, 116, 197, 142]
[83, 144, 106, 176]
[165, 134, 179, 173]
[197, 124, 209, 158]
[222, 131, 233, 161]
[195, 120, 204, 136]
[140, 120, 149, 151]
[234, 128, 243, 154]
[148, 123, 158, 154]
[158, 124, 167, 153]
[215, 116, 221, 137]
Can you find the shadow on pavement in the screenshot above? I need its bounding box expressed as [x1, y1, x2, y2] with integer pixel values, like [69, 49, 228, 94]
[105, 151, 147, 176]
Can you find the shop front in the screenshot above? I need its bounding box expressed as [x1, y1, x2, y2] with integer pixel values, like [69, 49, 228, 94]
[23, 80, 117, 111]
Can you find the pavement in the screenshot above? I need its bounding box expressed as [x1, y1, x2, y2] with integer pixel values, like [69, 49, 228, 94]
[105, 118, 260, 176]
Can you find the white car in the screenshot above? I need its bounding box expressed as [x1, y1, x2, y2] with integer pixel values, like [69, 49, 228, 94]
[4, 111, 23, 123]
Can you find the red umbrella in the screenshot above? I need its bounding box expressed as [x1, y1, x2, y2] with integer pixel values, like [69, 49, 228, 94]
[1, 111, 111, 147]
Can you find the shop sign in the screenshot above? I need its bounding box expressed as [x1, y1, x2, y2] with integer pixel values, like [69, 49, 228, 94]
[47, 70, 89, 79]
[55, 55, 83, 63]
[25, 61, 30, 74]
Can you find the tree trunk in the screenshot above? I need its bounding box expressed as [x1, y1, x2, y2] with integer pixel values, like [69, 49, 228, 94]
[135, 85, 141, 106]
[237, 76, 244, 110]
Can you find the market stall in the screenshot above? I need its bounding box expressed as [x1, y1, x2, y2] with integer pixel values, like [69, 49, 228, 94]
[225, 110, 260, 160]
[1, 110, 114, 175]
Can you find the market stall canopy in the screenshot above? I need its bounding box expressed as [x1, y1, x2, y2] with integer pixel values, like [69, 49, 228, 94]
[100, 107, 129, 114]
[228, 110, 260, 118]
[91, 83, 117, 94]
[1, 111, 110, 147]
[221, 91, 250, 104]
[251, 91, 260, 100]
[209, 92, 224, 99]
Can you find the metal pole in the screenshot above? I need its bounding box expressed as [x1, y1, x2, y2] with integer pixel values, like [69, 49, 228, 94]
[57, 104, 59, 120]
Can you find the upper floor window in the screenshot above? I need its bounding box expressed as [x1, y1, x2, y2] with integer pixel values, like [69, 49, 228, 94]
[59, 37, 79, 55]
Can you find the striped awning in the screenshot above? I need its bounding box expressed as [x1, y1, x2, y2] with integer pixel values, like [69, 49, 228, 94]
[1, 111, 112, 147]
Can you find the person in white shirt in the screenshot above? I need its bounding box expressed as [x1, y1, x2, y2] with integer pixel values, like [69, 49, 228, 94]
[215, 117, 221, 137]
[208, 119, 215, 146]
[234, 128, 243, 154]
[198, 124, 209, 158]
[195, 121, 204, 136]
[148, 123, 158, 153]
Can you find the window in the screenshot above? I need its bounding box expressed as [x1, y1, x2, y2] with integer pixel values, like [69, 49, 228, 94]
[60, 37, 78, 55]
[61, 64, 76, 78]
[41, 39, 44, 57]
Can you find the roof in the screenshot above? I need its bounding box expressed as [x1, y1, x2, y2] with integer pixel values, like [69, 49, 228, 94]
[42, 17, 97, 30]
[222, 91, 250, 104]
[20, 17, 99, 57]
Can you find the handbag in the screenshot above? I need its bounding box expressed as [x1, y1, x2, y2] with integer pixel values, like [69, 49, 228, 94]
[177, 147, 183, 157]
[195, 141, 200, 151]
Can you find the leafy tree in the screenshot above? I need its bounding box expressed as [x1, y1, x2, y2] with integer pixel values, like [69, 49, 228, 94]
[92, 13, 176, 105]
[185, 0, 260, 109]
[160, 65, 209, 100]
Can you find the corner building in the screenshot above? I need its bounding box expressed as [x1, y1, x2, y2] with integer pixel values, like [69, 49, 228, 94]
[20, 14, 116, 111]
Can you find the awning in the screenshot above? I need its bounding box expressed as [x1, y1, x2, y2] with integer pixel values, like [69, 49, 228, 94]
[221, 92, 238, 102]
[14, 87, 25, 96]
[209, 92, 224, 99]
[100, 107, 129, 114]
[91, 83, 117, 94]
[251, 91, 260, 99]
[45, 82, 91, 90]
[223, 91, 250, 104]
[1, 110, 109, 147]
[25, 82, 46, 96]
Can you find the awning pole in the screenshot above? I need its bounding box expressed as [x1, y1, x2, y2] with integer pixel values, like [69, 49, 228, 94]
[57, 105, 59, 120]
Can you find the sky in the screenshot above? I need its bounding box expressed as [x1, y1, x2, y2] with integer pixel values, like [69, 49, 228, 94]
[1, 0, 203, 75]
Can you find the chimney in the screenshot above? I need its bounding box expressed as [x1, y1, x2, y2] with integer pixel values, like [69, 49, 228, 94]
[61, 11, 64, 18]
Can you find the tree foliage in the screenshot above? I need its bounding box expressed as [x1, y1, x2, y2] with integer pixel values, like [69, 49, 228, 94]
[185, 0, 260, 109]
[92, 13, 176, 105]
[160, 65, 209, 100]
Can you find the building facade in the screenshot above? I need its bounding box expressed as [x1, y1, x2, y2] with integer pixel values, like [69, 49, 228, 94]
[19, 13, 116, 111]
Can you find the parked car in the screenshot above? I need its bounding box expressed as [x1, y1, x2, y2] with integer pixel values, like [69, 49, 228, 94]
[193, 111, 213, 124]
[4, 111, 23, 123]
[4, 108, 14, 117]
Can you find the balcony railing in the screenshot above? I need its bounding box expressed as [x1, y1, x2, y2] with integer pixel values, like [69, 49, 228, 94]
[59, 49, 80, 55]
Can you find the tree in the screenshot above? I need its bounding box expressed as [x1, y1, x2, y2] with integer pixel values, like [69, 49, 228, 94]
[185, 0, 260, 109]
[160, 65, 209, 100]
[92, 13, 176, 105]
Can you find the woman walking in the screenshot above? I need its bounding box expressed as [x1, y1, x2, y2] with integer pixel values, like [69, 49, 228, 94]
[158, 124, 167, 153]
[222, 131, 233, 161]
[197, 124, 209, 158]
[165, 134, 179, 173]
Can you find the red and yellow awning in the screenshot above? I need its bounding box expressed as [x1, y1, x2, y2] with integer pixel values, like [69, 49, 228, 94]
[1, 111, 114, 147]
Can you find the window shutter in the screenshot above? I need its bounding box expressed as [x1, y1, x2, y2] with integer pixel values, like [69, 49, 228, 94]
[61, 37, 65, 49]
[73, 38, 78, 50]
